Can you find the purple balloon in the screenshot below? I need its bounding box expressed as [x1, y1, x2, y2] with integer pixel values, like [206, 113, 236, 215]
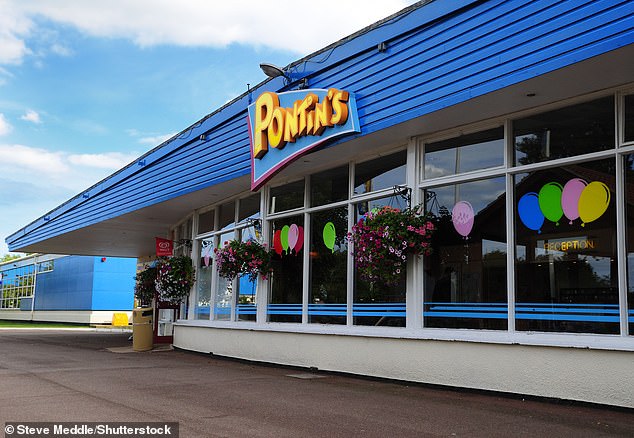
[561, 178, 587, 224]
[452, 201, 475, 237]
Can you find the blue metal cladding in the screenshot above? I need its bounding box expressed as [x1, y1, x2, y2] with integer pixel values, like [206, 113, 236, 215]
[7, 0, 634, 250]
[33, 256, 135, 310]
[34, 256, 94, 310]
[91, 256, 136, 310]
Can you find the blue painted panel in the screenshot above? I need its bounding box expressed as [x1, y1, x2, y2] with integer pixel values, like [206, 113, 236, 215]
[34, 256, 94, 310]
[32, 255, 135, 311]
[91, 256, 136, 310]
[8, 0, 634, 250]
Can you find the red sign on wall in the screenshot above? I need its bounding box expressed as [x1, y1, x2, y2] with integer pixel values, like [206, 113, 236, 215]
[155, 237, 173, 257]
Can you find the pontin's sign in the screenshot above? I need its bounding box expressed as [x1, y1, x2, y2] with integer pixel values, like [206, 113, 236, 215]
[247, 88, 360, 190]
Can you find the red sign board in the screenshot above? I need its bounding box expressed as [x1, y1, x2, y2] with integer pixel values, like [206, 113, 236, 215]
[155, 237, 173, 257]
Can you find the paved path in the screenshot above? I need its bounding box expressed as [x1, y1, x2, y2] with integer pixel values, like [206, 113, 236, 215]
[0, 330, 632, 437]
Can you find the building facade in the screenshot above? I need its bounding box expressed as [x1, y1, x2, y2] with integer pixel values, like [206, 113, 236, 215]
[0, 254, 136, 324]
[6, 1, 634, 407]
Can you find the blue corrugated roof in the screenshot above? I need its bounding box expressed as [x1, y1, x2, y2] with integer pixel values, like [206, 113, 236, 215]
[7, 0, 634, 251]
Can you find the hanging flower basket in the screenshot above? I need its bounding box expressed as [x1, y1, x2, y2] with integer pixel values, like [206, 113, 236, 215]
[155, 256, 195, 304]
[348, 205, 435, 286]
[134, 265, 157, 307]
[215, 239, 272, 282]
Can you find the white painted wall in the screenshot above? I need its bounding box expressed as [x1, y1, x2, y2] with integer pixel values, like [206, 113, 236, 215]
[0, 310, 132, 324]
[175, 325, 634, 408]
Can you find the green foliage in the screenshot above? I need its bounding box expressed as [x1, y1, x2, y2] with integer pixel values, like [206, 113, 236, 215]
[155, 256, 195, 304]
[348, 205, 435, 286]
[134, 266, 157, 306]
[215, 239, 272, 282]
[0, 254, 21, 263]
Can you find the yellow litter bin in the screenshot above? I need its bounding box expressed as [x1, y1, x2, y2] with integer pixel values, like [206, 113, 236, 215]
[132, 307, 153, 351]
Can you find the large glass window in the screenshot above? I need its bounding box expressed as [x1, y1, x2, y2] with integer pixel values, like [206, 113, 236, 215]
[311, 165, 349, 207]
[514, 159, 618, 334]
[198, 210, 214, 235]
[270, 180, 304, 214]
[353, 195, 408, 327]
[213, 231, 234, 320]
[625, 154, 634, 335]
[354, 151, 406, 195]
[269, 216, 304, 323]
[309, 207, 348, 325]
[514, 97, 614, 166]
[423, 178, 507, 330]
[424, 128, 504, 179]
[0, 263, 36, 310]
[236, 228, 258, 322]
[195, 238, 213, 320]
[626, 94, 634, 143]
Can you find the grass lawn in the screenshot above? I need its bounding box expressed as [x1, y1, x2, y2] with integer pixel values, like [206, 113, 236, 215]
[0, 319, 90, 328]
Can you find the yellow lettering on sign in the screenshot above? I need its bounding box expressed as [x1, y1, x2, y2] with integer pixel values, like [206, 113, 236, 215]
[252, 88, 352, 159]
[543, 239, 596, 252]
[253, 92, 278, 159]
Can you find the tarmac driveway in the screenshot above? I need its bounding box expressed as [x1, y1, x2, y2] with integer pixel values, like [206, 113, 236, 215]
[0, 329, 632, 437]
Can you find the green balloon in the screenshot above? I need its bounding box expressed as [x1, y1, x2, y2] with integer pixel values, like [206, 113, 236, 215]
[281, 225, 290, 252]
[323, 222, 336, 253]
[538, 182, 564, 225]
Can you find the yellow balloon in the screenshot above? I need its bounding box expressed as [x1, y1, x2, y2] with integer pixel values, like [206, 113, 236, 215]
[578, 181, 610, 226]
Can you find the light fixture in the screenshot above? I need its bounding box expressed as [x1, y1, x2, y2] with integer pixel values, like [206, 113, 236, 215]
[259, 63, 288, 80]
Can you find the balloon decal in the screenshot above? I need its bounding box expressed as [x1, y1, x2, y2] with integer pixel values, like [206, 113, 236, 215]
[288, 224, 299, 251]
[518, 193, 544, 233]
[578, 181, 610, 227]
[273, 230, 284, 255]
[518, 179, 611, 232]
[280, 225, 290, 253]
[538, 182, 564, 225]
[273, 224, 304, 255]
[323, 222, 336, 253]
[561, 178, 587, 224]
[451, 201, 475, 238]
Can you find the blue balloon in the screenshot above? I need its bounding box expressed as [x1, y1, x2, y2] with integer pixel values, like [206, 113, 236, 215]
[518, 192, 544, 233]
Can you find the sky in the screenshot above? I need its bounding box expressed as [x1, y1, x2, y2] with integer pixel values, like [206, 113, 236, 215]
[0, 0, 416, 256]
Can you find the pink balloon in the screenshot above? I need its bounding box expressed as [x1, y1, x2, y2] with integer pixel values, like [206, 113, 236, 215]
[294, 225, 304, 253]
[288, 224, 299, 251]
[452, 201, 475, 237]
[561, 178, 587, 224]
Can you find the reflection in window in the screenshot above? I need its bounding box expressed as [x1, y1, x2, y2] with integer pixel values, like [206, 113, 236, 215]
[218, 202, 236, 232]
[214, 231, 234, 320]
[514, 97, 614, 166]
[238, 194, 260, 224]
[626, 95, 634, 143]
[37, 260, 54, 273]
[195, 239, 213, 320]
[625, 154, 634, 335]
[353, 196, 407, 327]
[236, 229, 259, 322]
[514, 160, 618, 334]
[354, 151, 406, 195]
[309, 207, 348, 324]
[311, 165, 349, 207]
[423, 178, 507, 330]
[269, 216, 304, 323]
[198, 210, 214, 235]
[424, 127, 504, 179]
[270, 180, 304, 214]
